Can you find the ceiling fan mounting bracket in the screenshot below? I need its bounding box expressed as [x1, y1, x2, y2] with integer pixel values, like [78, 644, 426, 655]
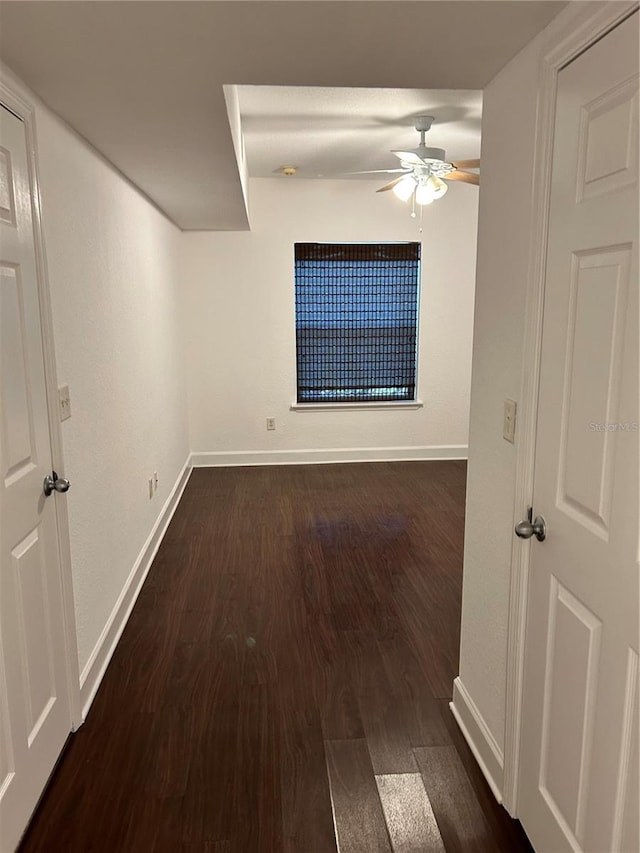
[414, 115, 434, 133]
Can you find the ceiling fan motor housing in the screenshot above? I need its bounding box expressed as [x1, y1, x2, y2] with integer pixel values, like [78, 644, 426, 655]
[399, 147, 455, 177]
[419, 147, 447, 163]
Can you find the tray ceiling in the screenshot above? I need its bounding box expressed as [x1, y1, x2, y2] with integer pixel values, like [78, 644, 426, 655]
[0, 1, 567, 230]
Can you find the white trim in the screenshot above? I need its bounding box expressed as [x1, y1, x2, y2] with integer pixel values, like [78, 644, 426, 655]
[503, 0, 639, 817]
[450, 677, 505, 805]
[0, 78, 83, 729]
[79, 458, 192, 719]
[290, 401, 423, 412]
[190, 445, 467, 468]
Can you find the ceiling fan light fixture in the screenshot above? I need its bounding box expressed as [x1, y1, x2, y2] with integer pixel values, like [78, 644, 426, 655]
[415, 175, 448, 205]
[415, 185, 433, 206]
[392, 175, 417, 202]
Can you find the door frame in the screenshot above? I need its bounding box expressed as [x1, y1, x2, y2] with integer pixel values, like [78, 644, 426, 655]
[502, 0, 640, 816]
[0, 76, 82, 730]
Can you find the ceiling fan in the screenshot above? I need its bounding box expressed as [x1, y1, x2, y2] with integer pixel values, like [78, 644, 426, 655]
[355, 116, 479, 207]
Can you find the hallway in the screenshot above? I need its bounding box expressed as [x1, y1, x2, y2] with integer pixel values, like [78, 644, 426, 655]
[21, 462, 532, 852]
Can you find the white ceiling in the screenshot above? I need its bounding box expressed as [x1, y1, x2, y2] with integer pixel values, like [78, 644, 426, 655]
[237, 86, 482, 180]
[0, 1, 568, 230]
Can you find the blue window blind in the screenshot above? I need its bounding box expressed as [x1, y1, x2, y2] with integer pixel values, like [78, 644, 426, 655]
[294, 242, 420, 403]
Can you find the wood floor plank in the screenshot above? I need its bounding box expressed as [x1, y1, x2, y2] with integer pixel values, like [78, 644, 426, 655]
[232, 683, 283, 851]
[321, 657, 365, 741]
[378, 635, 451, 749]
[324, 739, 392, 853]
[19, 461, 532, 853]
[438, 699, 535, 852]
[143, 706, 196, 798]
[280, 707, 338, 853]
[355, 650, 418, 775]
[414, 745, 500, 853]
[375, 773, 446, 853]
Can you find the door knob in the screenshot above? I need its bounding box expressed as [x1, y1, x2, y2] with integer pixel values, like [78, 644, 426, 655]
[43, 471, 70, 497]
[515, 508, 546, 542]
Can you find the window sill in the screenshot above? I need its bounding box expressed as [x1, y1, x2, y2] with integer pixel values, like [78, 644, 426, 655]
[290, 401, 423, 412]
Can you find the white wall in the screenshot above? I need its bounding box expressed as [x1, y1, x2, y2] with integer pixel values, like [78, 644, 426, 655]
[1, 67, 190, 688]
[183, 177, 478, 462]
[38, 111, 190, 682]
[458, 41, 541, 755]
[455, 0, 591, 783]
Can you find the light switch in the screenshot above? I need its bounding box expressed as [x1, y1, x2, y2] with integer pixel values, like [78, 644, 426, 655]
[58, 385, 71, 421]
[503, 399, 517, 443]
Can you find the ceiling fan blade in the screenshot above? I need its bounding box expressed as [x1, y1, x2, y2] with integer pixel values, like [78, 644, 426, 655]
[376, 177, 405, 193]
[445, 170, 480, 186]
[452, 159, 480, 170]
[391, 150, 426, 166]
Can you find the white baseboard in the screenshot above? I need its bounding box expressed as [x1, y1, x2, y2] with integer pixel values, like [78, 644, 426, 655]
[79, 457, 193, 720]
[450, 676, 505, 804]
[190, 445, 468, 467]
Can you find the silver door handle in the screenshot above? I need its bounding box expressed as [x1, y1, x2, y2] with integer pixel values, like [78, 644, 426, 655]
[515, 509, 546, 542]
[43, 471, 70, 497]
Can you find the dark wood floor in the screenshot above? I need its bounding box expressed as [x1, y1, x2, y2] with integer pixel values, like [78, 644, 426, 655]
[20, 462, 533, 852]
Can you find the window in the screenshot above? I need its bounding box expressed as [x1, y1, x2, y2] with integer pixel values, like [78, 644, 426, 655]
[294, 242, 421, 404]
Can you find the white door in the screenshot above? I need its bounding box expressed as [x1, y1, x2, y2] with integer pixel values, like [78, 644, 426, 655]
[518, 12, 639, 853]
[0, 105, 73, 850]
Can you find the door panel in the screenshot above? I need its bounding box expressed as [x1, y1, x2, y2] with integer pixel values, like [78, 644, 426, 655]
[1, 263, 38, 483]
[577, 75, 638, 202]
[612, 648, 639, 852]
[0, 104, 72, 851]
[12, 529, 57, 742]
[0, 145, 16, 224]
[558, 246, 631, 536]
[0, 656, 13, 795]
[518, 13, 639, 853]
[538, 580, 601, 845]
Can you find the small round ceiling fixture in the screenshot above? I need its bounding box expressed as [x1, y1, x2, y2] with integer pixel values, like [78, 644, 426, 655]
[280, 166, 298, 176]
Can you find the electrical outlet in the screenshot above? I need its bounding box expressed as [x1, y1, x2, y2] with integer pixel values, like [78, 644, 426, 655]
[148, 478, 154, 499]
[503, 399, 517, 443]
[266, 418, 276, 431]
[58, 385, 71, 421]
[153, 471, 158, 492]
